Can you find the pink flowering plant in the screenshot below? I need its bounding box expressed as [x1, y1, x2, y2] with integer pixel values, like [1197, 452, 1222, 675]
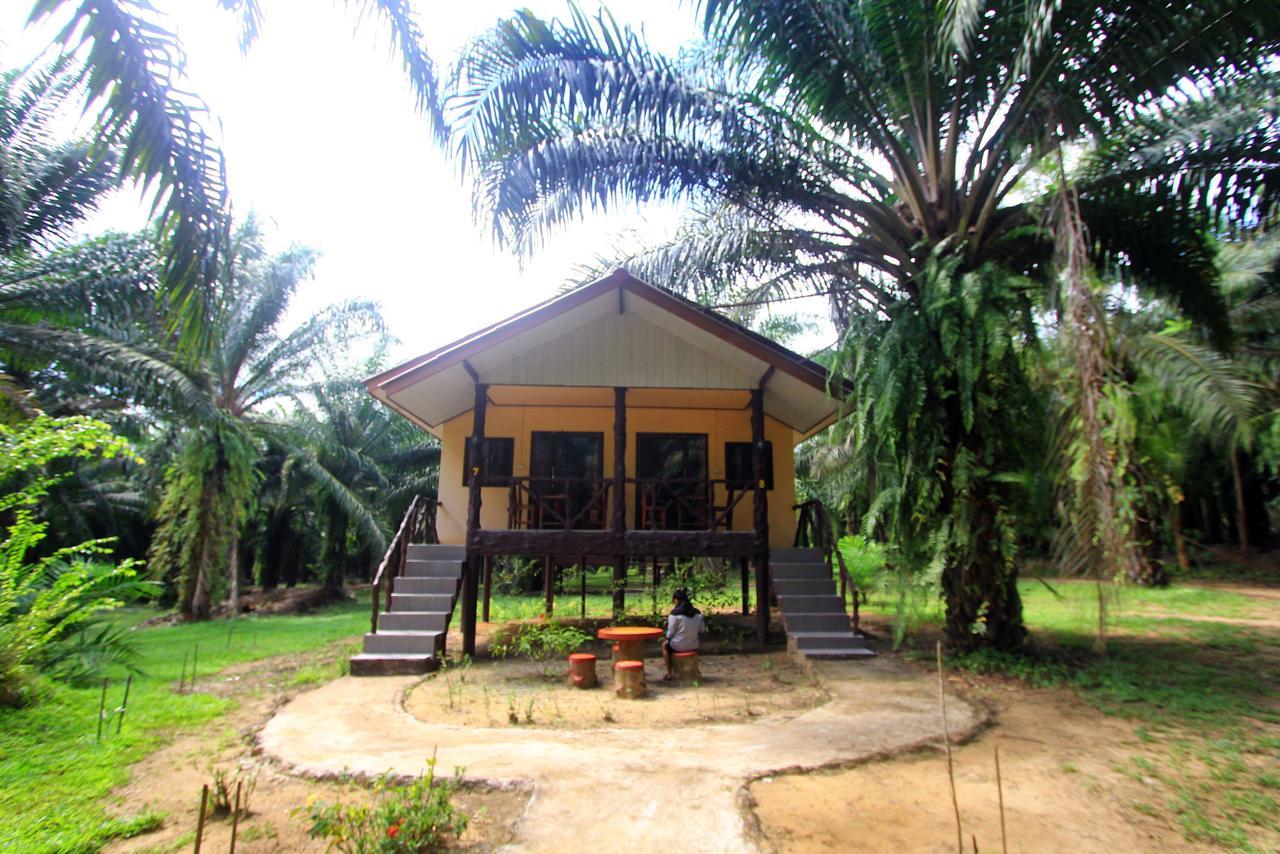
[306, 754, 468, 852]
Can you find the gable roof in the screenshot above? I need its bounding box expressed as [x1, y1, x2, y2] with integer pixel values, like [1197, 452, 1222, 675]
[367, 270, 848, 440]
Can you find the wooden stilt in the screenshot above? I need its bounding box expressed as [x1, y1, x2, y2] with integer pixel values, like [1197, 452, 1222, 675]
[579, 558, 587, 618]
[461, 555, 478, 657]
[740, 556, 750, 615]
[462, 381, 488, 657]
[751, 385, 770, 643]
[543, 556, 554, 617]
[482, 556, 492, 623]
[612, 558, 626, 618]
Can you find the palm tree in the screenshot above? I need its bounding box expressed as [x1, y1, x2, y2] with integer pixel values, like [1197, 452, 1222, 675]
[445, 1, 1279, 649]
[279, 373, 440, 592]
[24, 0, 444, 347]
[146, 215, 386, 618]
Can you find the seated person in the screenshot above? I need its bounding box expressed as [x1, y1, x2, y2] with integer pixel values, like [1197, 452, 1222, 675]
[662, 588, 705, 681]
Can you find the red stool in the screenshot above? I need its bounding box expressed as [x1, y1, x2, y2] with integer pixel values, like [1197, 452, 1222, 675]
[568, 653, 597, 688]
[672, 651, 700, 684]
[613, 660, 646, 699]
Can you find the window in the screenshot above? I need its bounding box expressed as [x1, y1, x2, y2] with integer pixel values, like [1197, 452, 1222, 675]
[725, 441, 773, 490]
[462, 437, 515, 486]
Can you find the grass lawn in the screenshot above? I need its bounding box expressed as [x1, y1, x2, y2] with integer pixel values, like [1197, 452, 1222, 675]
[0, 596, 370, 854]
[6, 565, 1275, 852]
[867, 577, 1280, 851]
[0, 577, 667, 854]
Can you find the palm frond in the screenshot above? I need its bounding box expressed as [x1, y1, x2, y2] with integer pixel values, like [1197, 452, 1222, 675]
[29, 0, 230, 350]
[1127, 331, 1261, 447]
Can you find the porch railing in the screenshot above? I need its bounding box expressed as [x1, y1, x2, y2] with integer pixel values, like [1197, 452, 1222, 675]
[370, 495, 439, 633]
[506, 477, 611, 530]
[794, 498, 861, 634]
[499, 475, 751, 532]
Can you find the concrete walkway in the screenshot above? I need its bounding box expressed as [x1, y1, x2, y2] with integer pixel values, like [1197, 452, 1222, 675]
[260, 656, 983, 852]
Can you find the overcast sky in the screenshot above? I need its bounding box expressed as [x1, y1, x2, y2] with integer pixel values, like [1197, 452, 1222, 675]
[3, 1, 831, 366]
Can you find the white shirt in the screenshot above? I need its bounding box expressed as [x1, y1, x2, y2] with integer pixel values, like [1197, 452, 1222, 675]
[666, 612, 704, 651]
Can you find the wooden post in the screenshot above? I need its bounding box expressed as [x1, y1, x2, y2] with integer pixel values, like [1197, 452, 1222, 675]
[229, 781, 242, 854]
[751, 386, 770, 643]
[194, 784, 209, 853]
[462, 382, 488, 657]
[482, 556, 492, 623]
[543, 556, 555, 617]
[115, 674, 132, 735]
[612, 558, 626, 618]
[740, 556, 750, 615]
[96, 677, 109, 741]
[579, 558, 587, 618]
[613, 387, 627, 536]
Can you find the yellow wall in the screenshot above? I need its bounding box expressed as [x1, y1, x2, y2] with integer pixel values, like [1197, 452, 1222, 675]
[435, 388, 798, 548]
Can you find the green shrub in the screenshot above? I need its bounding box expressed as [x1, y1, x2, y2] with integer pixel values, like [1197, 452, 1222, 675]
[490, 620, 591, 660]
[836, 534, 885, 597]
[307, 756, 468, 852]
[0, 417, 156, 705]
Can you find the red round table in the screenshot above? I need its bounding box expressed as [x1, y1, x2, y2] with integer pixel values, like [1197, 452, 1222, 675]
[597, 626, 664, 663]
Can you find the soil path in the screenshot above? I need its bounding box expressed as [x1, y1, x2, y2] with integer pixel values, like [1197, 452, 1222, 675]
[260, 656, 982, 852]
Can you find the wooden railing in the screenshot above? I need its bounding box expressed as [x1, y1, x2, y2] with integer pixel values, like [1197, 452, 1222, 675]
[794, 498, 861, 634]
[506, 477, 611, 530]
[631, 478, 748, 532]
[370, 495, 439, 633]
[500, 475, 750, 532]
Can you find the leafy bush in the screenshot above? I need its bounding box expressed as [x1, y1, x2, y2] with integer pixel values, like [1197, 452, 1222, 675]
[838, 534, 940, 648]
[490, 620, 590, 660]
[0, 417, 156, 706]
[307, 756, 468, 852]
[836, 534, 885, 599]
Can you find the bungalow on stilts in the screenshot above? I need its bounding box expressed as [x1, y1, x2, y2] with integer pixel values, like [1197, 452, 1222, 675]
[351, 270, 873, 674]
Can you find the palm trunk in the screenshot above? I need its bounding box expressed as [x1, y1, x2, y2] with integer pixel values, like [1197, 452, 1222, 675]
[1231, 449, 1249, 553]
[184, 471, 222, 621]
[228, 534, 240, 617]
[941, 496, 1026, 652]
[1171, 503, 1190, 574]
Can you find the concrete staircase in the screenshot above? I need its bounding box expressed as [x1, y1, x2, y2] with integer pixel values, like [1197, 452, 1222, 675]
[350, 544, 465, 675]
[772, 547, 875, 660]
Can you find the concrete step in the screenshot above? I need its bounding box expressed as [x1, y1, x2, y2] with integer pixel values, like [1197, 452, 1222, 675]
[770, 547, 823, 562]
[407, 543, 466, 560]
[403, 559, 464, 579]
[349, 654, 438, 676]
[393, 577, 458, 595]
[803, 647, 877, 659]
[362, 631, 442, 655]
[379, 611, 450, 632]
[791, 632, 869, 651]
[776, 594, 844, 613]
[770, 561, 832, 581]
[391, 593, 453, 612]
[773, 577, 838, 596]
[782, 612, 854, 633]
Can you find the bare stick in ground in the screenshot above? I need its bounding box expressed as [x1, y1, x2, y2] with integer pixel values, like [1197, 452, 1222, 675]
[96, 677, 109, 741]
[995, 745, 1007, 854]
[936, 641, 963, 854]
[194, 784, 209, 853]
[229, 780, 242, 853]
[115, 674, 133, 735]
[179, 651, 188, 693]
